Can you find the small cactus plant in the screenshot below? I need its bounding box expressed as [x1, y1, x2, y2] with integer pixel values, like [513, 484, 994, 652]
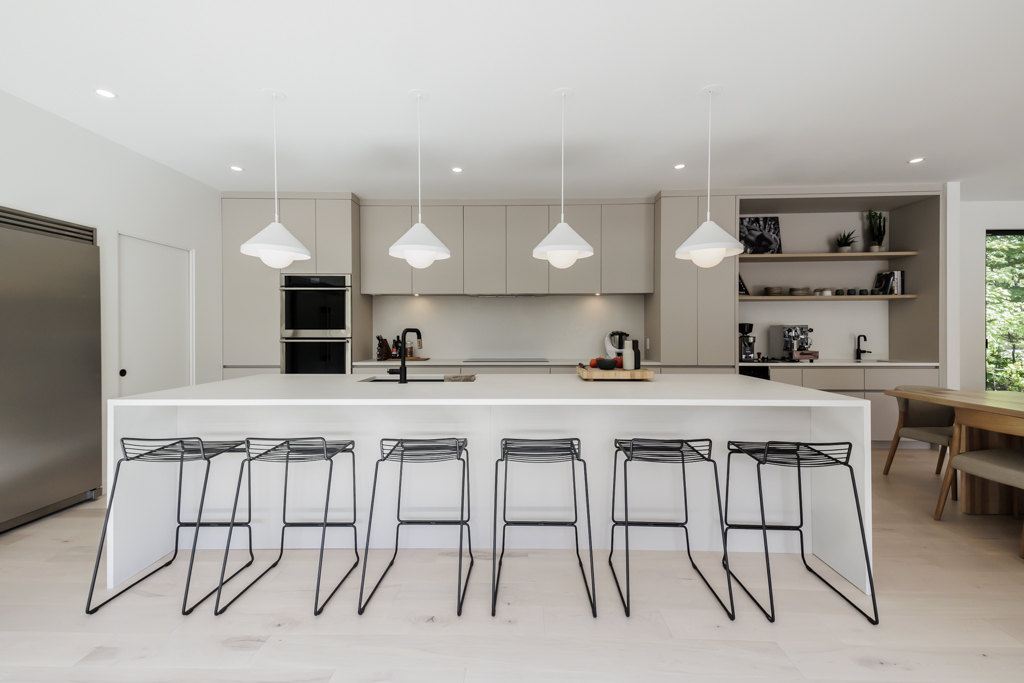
[866, 210, 887, 247]
[836, 230, 858, 249]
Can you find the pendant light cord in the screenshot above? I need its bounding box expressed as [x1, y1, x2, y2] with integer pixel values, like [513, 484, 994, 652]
[560, 92, 565, 223]
[417, 94, 422, 224]
[273, 95, 279, 223]
[706, 89, 712, 222]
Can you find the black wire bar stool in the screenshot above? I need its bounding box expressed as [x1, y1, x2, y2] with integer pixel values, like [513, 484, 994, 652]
[608, 438, 735, 619]
[214, 437, 359, 616]
[358, 438, 473, 616]
[492, 438, 596, 618]
[723, 441, 878, 625]
[86, 438, 254, 615]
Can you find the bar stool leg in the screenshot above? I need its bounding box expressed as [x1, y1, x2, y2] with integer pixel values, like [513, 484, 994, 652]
[181, 459, 212, 615]
[357, 459, 391, 614]
[490, 458, 505, 616]
[723, 454, 776, 623]
[86, 460, 179, 613]
[455, 452, 474, 615]
[608, 448, 631, 616]
[579, 458, 597, 617]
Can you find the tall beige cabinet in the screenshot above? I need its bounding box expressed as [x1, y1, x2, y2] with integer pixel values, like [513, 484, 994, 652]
[222, 194, 371, 378]
[644, 192, 737, 369]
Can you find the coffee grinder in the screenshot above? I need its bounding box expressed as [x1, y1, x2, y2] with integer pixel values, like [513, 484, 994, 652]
[739, 323, 756, 361]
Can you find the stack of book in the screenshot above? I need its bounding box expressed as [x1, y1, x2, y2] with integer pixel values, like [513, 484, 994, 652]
[873, 271, 905, 295]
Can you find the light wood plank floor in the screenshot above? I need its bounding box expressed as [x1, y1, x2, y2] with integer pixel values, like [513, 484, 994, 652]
[0, 448, 1022, 682]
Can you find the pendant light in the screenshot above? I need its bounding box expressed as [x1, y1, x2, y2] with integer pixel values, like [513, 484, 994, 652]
[675, 85, 743, 268]
[240, 90, 311, 269]
[533, 88, 593, 269]
[389, 90, 450, 269]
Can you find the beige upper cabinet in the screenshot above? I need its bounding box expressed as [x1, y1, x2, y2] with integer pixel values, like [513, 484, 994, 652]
[413, 206, 464, 294]
[360, 205, 413, 294]
[314, 199, 354, 274]
[464, 205, 506, 294]
[222, 198, 281, 366]
[506, 205, 549, 294]
[601, 204, 654, 293]
[278, 199, 316, 274]
[657, 196, 700, 365]
[548, 204, 601, 294]
[696, 195, 737, 366]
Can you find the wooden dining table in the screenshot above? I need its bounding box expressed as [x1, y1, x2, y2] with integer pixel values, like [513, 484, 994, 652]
[884, 387, 1024, 516]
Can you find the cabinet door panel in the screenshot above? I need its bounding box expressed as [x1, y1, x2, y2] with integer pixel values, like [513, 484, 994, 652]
[413, 206, 464, 294]
[315, 199, 353, 274]
[696, 195, 736, 365]
[222, 198, 280, 366]
[279, 199, 317, 274]
[658, 196, 699, 365]
[864, 367, 940, 391]
[506, 206, 548, 294]
[361, 205, 413, 294]
[464, 206, 506, 294]
[802, 368, 865, 391]
[548, 204, 601, 294]
[866, 391, 900, 441]
[770, 367, 802, 386]
[602, 204, 654, 293]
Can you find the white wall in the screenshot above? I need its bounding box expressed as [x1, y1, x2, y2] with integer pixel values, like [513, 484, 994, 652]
[372, 295, 645, 360]
[0, 90, 222, 478]
[960, 201, 1024, 390]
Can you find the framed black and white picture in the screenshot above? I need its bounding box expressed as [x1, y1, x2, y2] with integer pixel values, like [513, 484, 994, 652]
[739, 216, 782, 254]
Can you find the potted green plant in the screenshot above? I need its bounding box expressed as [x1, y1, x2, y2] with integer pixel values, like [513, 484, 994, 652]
[836, 230, 857, 253]
[865, 210, 886, 252]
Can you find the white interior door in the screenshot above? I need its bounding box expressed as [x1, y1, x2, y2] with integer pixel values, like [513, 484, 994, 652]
[118, 235, 191, 396]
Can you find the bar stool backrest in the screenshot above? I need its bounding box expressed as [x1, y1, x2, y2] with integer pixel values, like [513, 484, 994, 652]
[121, 437, 206, 461]
[760, 441, 853, 467]
[501, 438, 580, 463]
[895, 385, 955, 429]
[380, 438, 464, 462]
[245, 437, 329, 462]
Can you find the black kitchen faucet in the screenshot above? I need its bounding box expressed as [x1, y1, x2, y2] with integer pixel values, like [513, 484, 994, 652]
[856, 334, 871, 361]
[388, 328, 422, 384]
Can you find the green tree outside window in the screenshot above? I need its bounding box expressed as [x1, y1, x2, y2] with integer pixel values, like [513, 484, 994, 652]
[986, 233, 1024, 390]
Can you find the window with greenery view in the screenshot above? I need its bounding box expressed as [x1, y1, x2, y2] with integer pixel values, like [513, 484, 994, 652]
[986, 232, 1024, 390]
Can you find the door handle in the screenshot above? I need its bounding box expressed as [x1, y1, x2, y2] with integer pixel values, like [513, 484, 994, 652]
[119, 369, 127, 377]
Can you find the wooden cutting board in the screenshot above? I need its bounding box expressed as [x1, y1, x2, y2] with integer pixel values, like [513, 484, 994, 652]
[576, 365, 655, 381]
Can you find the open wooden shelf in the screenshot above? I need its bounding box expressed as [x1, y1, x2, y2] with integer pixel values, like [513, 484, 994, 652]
[738, 251, 918, 263]
[739, 294, 918, 302]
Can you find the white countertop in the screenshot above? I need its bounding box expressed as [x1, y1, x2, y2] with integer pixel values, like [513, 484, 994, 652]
[353, 358, 662, 367]
[739, 360, 938, 368]
[110, 373, 864, 407]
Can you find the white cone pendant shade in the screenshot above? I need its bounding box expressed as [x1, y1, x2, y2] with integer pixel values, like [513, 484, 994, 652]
[674, 220, 743, 268]
[389, 222, 451, 269]
[241, 221, 311, 269]
[533, 222, 594, 269]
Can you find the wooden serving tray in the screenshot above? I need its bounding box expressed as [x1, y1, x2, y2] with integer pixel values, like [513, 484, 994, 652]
[576, 365, 655, 381]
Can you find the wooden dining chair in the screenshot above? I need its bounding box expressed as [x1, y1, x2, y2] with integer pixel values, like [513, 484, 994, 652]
[883, 386, 956, 484]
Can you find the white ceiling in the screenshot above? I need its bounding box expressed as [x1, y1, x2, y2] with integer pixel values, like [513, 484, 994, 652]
[1, 0, 1022, 200]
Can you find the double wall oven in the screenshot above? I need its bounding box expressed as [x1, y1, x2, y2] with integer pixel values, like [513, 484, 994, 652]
[280, 274, 351, 374]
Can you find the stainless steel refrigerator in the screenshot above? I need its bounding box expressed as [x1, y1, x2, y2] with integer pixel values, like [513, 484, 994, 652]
[0, 207, 102, 533]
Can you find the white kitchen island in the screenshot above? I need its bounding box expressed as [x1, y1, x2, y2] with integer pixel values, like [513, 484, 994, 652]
[104, 373, 872, 595]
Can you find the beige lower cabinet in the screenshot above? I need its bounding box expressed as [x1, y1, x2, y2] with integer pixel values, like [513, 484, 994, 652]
[770, 367, 802, 386]
[864, 367, 939, 390]
[801, 368, 865, 391]
[661, 366, 734, 374]
[223, 366, 280, 380]
[865, 391, 900, 442]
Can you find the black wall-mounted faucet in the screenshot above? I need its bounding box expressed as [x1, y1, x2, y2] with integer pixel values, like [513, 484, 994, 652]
[387, 328, 422, 383]
[856, 334, 871, 361]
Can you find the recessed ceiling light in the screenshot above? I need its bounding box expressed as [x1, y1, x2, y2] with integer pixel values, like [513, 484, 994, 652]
[230, 166, 243, 172]
[674, 164, 685, 170]
[95, 89, 117, 98]
[452, 167, 462, 173]
[908, 157, 924, 164]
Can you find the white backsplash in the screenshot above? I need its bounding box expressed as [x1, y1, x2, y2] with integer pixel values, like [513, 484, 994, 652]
[371, 295, 645, 361]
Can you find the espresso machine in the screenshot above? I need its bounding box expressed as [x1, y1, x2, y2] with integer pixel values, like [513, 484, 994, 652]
[767, 325, 819, 361]
[738, 323, 756, 361]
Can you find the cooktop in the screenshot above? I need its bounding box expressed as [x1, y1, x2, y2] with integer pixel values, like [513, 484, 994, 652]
[462, 358, 548, 363]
